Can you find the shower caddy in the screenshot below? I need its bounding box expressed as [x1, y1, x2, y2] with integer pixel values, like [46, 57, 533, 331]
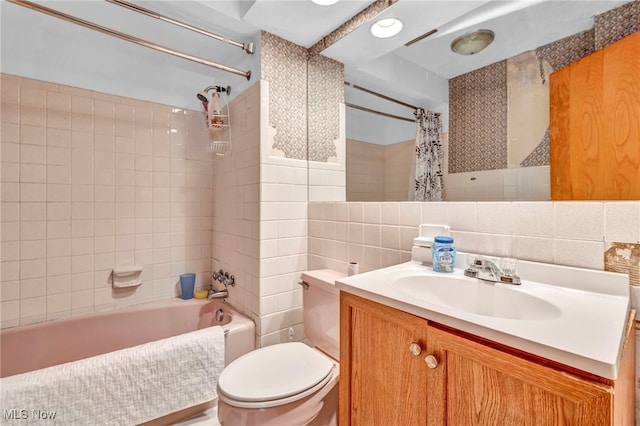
[197, 85, 232, 157]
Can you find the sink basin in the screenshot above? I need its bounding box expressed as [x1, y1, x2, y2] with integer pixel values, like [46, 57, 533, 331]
[395, 275, 562, 320]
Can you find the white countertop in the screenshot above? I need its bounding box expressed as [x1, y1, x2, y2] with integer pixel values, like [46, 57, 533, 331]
[336, 259, 631, 379]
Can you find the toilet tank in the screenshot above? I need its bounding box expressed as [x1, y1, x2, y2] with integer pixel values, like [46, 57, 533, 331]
[300, 269, 344, 361]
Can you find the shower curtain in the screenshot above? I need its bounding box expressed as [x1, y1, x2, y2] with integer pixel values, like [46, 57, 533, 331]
[410, 108, 443, 201]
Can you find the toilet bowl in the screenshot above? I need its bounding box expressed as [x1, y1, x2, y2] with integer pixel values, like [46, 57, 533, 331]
[217, 269, 344, 426]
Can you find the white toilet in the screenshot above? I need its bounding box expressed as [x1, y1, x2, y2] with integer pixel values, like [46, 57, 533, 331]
[217, 269, 343, 426]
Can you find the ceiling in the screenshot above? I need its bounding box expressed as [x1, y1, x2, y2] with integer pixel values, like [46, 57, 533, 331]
[18, 0, 633, 112]
[157, 0, 631, 111]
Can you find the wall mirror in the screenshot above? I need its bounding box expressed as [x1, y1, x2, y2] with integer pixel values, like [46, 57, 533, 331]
[307, 0, 638, 202]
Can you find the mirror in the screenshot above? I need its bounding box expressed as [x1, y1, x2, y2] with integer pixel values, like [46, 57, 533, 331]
[307, 0, 637, 202]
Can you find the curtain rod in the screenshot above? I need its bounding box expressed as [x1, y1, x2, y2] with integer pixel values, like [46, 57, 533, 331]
[345, 81, 418, 111]
[346, 102, 415, 123]
[8, 0, 252, 80]
[105, 0, 254, 55]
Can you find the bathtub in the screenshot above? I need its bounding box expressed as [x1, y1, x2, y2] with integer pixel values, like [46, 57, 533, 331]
[0, 298, 255, 424]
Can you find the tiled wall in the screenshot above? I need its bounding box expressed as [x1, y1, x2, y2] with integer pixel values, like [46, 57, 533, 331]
[346, 139, 413, 201]
[1, 74, 214, 328]
[308, 201, 640, 274]
[210, 81, 261, 323]
[346, 139, 385, 201]
[258, 67, 310, 346]
[259, 153, 309, 346]
[384, 140, 414, 201]
[443, 166, 550, 201]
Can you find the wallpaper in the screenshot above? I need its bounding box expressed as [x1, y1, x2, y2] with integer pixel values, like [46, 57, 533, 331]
[448, 1, 635, 174]
[594, 1, 640, 49]
[260, 31, 308, 160]
[448, 61, 507, 174]
[308, 54, 344, 163]
[309, 0, 397, 56]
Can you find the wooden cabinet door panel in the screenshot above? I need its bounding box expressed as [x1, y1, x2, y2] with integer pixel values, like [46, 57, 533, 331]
[340, 293, 429, 426]
[549, 60, 572, 200]
[603, 31, 640, 199]
[427, 326, 612, 426]
[550, 31, 640, 200]
[568, 49, 605, 199]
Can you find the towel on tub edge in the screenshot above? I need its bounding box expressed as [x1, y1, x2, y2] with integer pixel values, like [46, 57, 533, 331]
[0, 325, 225, 426]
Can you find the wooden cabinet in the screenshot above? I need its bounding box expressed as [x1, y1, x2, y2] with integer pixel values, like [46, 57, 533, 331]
[340, 292, 635, 426]
[550, 31, 640, 200]
[339, 292, 429, 425]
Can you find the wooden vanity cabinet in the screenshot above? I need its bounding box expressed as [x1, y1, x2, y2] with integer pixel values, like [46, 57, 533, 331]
[339, 292, 635, 426]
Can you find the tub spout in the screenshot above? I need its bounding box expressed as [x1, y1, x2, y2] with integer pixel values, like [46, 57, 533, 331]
[208, 288, 228, 300]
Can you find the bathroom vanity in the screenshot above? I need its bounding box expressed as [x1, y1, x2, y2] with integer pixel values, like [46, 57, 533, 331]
[336, 259, 636, 426]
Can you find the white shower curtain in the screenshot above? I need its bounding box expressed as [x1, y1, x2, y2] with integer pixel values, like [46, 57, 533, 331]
[410, 108, 443, 201]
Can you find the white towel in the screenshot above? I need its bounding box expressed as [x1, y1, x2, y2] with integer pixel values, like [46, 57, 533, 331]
[0, 326, 225, 425]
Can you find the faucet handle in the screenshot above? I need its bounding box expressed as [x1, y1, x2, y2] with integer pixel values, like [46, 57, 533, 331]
[500, 258, 518, 277]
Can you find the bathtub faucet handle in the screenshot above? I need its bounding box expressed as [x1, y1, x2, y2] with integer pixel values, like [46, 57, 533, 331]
[222, 272, 236, 287]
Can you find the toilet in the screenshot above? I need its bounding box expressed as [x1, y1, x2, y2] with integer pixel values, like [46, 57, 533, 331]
[217, 269, 343, 426]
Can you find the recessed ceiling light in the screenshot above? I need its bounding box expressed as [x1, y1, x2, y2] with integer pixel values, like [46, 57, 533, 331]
[450, 29, 495, 55]
[312, 0, 340, 5]
[370, 18, 403, 39]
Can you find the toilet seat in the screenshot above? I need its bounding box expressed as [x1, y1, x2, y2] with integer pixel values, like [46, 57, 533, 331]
[217, 342, 335, 409]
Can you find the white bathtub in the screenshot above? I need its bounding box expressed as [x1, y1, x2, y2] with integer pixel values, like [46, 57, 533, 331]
[0, 298, 255, 424]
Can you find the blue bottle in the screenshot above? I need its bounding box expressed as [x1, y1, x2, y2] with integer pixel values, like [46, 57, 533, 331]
[432, 236, 456, 273]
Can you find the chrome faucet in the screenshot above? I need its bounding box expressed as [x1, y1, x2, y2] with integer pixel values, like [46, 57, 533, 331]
[209, 269, 235, 300]
[464, 257, 521, 285]
[207, 287, 228, 300]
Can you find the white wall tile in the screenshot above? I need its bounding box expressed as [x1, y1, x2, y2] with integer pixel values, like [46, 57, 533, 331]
[554, 239, 604, 270]
[380, 203, 399, 225]
[399, 203, 422, 227]
[512, 202, 554, 237]
[475, 233, 512, 257]
[511, 236, 554, 264]
[554, 202, 603, 241]
[604, 202, 640, 243]
[477, 202, 512, 235]
[348, 202, 364, 223]
[363, 203, 381, 224]
[447, 202, 477, 232]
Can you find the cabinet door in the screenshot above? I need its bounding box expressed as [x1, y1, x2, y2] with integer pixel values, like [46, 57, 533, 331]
[426, 326, 612, 426]
[603, 31, 640, 199]
[340, 293, 429, 426]
[550, 31, 640, 200]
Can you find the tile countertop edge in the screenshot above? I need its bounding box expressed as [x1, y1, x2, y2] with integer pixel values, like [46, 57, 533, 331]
[335, 261, 631, 380]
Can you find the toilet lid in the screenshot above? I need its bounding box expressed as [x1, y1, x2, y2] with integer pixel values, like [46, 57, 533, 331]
[217, 342, 334, 404]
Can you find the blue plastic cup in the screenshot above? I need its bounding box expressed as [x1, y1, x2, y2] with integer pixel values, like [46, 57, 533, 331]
[179, 273, 195, 300]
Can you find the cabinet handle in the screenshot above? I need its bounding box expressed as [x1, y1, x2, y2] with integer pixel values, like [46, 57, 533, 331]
[425, 354, 438, 369]
[409, 342, 422, 356]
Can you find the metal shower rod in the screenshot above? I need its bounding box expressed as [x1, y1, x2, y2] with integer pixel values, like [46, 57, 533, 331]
[8, 0, 252, 80]
[344, 81, 418, 111]
[105, 0, 255, 55]
[345, 102, 415, 123]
